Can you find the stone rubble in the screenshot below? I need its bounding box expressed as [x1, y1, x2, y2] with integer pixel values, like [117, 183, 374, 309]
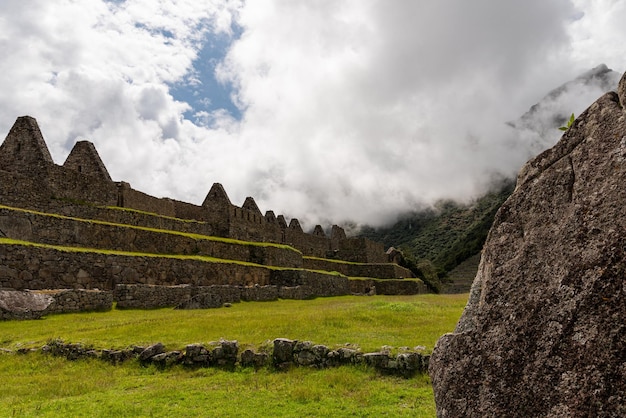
[28, 338, 429, 377]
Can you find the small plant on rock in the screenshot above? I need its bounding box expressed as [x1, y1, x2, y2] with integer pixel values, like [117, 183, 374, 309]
[559, 113, 575, 131]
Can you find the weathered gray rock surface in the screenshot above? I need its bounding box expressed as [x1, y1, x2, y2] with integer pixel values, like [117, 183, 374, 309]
[0, 290, 53, 319]
[430, 71, 626, 417]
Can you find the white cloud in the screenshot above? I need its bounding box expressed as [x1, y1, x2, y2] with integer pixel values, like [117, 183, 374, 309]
[1, 0, 625, 230]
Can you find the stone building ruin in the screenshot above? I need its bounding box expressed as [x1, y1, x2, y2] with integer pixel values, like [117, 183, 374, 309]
[0, 116, 423, 318]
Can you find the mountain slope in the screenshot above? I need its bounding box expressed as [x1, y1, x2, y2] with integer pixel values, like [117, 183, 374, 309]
[358, 65, 620, 292]
[359, 179, 514, 276]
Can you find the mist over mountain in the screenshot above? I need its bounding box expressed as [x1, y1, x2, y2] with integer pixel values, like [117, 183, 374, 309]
[511, 63, 621, 158]
[358, 65, 621, 278]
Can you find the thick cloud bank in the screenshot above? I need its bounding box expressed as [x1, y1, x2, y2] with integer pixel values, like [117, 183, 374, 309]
[0, 0, 625, 229]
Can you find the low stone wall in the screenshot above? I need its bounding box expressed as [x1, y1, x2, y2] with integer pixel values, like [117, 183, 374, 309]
[302, 257, 414, 279]
[0, 207, 303, 268]
[240, 284, 279, 302]
[35, 338, 430, 377]
[114, 280, 346, 310]
[349, 278, 427, 295]
[37, 289, 114, 313]
[115, 284, 245, 309]
[269, 270, 350, 298]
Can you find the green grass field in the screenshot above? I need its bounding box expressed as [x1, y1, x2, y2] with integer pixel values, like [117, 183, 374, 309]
[0, 294, 467, 417]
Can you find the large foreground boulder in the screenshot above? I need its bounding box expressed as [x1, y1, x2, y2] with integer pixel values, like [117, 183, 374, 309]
[429, 72, 626, 417]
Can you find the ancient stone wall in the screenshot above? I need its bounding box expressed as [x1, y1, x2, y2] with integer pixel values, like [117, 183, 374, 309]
[337, 238, 388, 263]
[38, 289, 114, 313]
[0, 243, 274, 291]
[63, 141, 112, 182]
[0, 207, 303, 268]
[117, 182, 176, 217]
[35, 338, 430, 377]
[302, 257, 414, 279]
[348, 278, 426, 295]
[115, 283, 284, 309]
[45, 203, 216, 237]
[269, 270, 350, 298]
[229, 205, 271, 242]
[0, 169, 52, 210]
[45, 164, 119, 207]
[287, 229, 331, 258]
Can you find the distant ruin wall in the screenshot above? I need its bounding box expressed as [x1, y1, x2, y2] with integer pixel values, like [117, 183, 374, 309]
[1, 163, 388, 264]
[0, 207, 303, 268]
[337, 238, 388, 263]
[269, 270, 350, 298]
[349, 279, 427, 295]
[302, 258, 414, 279]
[46, 204, 216, 237]
[286, 232, 330, 258]
[0, 165, 118, 211]
[0, 244, 350, 299]
[117, 183, 176, 218]
[115, 284, 283, 309]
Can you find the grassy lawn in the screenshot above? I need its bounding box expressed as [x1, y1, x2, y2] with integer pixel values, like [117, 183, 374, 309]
[0, 294, 467, 417]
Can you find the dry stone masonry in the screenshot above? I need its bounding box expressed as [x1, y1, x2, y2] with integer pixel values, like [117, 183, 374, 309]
[0, 116, 421, 317]
[429, 71, 626, 417]
[23, 337, 430, 377]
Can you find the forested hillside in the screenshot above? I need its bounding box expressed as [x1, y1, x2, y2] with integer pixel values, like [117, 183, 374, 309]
[359, 179, 515, 280]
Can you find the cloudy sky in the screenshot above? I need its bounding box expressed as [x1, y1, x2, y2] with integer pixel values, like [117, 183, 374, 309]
[1, 0, 625, 229]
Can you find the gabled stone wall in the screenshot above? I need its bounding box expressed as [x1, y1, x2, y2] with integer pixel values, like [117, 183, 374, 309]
[0, 116, 395, 264]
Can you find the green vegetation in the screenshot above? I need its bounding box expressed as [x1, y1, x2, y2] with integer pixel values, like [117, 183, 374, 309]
[559, 113, 576, 131]
[0, 295, 466, 417]
[0, 294, 466, 352]
[0, 357, 436, 417]
[359, 179, 514, 277]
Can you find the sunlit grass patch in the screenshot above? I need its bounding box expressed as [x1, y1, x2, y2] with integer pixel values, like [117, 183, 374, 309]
[0, 294, 467, 416]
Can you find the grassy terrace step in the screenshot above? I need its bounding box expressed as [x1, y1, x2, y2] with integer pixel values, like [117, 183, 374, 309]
[0, 238, 335, 272]
[442, 253, 481, 294]
[0, 238, 347, 293]
[0, 295, 468, 416]
[303, 256, 415, 279]
[0, 205, 302, 268]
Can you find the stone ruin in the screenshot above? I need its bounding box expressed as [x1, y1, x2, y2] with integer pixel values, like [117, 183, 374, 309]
[429, 71, 626, 416]
[27, 337, 429, 377]
[0, 116, 423, 318]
